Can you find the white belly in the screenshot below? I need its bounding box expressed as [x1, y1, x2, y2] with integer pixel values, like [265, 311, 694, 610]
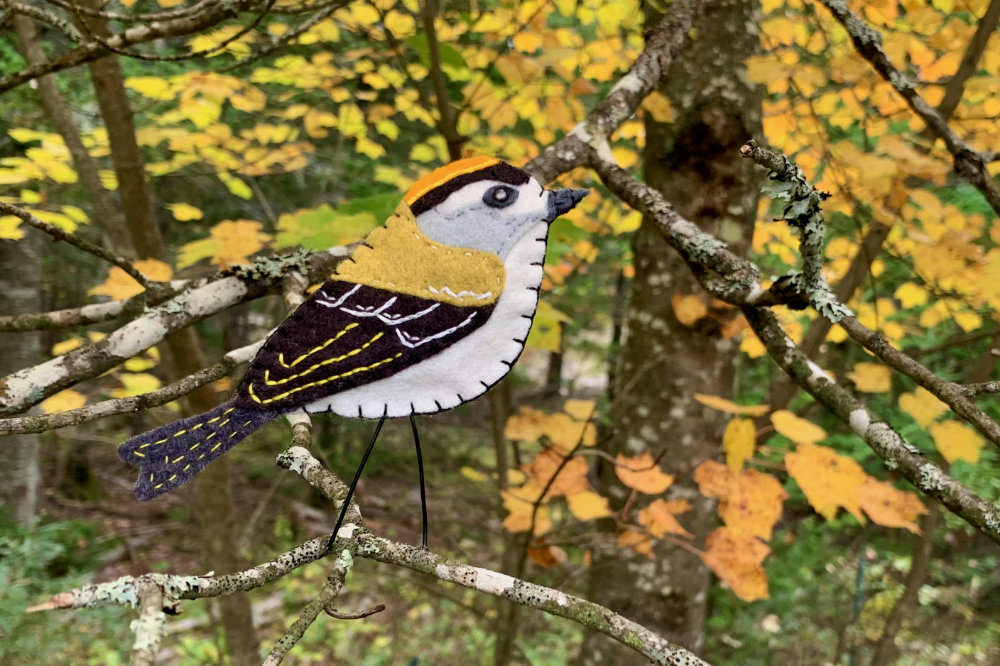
[304, 222, 548, 418]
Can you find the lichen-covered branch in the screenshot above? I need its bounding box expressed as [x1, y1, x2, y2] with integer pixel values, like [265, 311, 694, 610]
[819, 0, 1000, 216]
[0, 201, 159, 294]
[525, 0, 704, 184]
[30, 446, 708, 666]
[354, 532, 707, 666]
[838, 316, 1000, 448]
[582, 140, 1000, 546]
[740, 140, 850, 322]
[262, 549, 355, 666]
[743, 306, 1000, 546]
[0, 1, 264, 94]
[0, 338, 263, 435]
[0, 248, 346, 416]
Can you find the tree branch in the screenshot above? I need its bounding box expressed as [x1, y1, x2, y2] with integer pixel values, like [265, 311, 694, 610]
[818, 0, 1000, 216]
[0, 248, 347, 416]
[0, 201, 158, 294]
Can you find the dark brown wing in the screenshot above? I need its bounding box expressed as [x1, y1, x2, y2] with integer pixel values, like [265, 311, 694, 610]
[235, 280, 495, 412]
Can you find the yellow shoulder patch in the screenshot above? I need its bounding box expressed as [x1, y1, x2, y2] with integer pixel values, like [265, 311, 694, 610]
[335, 202, 505, 307]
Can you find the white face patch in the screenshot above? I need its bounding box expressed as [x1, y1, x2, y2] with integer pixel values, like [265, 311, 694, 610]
[415, 178, 551, 259]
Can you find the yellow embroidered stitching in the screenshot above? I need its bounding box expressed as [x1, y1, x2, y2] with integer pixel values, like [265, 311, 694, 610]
[279, 323, 358, 368]
[264, 332, 384, 386]
[248, 353, 403, 405]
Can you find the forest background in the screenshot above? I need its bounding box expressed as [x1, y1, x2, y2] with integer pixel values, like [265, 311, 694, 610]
[0, 0, 998, 664]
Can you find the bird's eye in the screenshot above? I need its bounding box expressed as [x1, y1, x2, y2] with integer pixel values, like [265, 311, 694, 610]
[483, 185, 518, 208]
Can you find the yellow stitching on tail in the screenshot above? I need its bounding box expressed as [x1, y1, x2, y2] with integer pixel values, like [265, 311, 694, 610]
[183, 465, 191, 471]
[172, 456, 183, 463]
[154, 483, 164, 489]
[139, 443, 150, 449]
[169, 475, 177, 481]
[173, 429, 187, 438]
[279, 323, 358, 368]
[190, 442, 201, 451]
[210, 442, 222, 453]
[243, 421, 252, 427]
[134, 452, 145, 458]
[264, 332, 384, 386]
[248, 353, 403, 405]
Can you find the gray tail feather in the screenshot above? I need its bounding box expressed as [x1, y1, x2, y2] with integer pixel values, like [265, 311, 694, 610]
[119, 400, 277, 500]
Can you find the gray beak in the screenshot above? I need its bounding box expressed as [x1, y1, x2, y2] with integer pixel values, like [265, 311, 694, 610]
[545, 188, 589, 222]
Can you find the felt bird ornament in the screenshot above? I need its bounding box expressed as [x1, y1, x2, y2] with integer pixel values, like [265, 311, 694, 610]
[119, 155, 587, 547]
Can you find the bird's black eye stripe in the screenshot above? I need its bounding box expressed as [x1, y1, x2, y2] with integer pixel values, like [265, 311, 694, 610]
[483, 185, 518, 208]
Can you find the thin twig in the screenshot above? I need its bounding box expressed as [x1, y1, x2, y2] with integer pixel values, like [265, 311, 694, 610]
[818, 0, 1000, 215]
[0, 201, 158, 294]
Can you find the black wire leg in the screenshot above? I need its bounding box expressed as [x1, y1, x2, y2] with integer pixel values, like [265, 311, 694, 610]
[410, 414, 429, 549]
[325, 416, 386, 552]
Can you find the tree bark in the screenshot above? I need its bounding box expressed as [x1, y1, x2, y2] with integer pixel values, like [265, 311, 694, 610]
[579, 0, 761, 660]
[0, 233, 43, 526]
[78, 1, 260, 661]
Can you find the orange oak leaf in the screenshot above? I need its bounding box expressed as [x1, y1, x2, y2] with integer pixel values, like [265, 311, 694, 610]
[785, 442, 865, 523]
[695, 461, 786, 541]
[615, 452, 674, 495]
[702, 527, 770, 602]
[638, 498, 693, 538]
[618, 527, 654, 558]
[522, 449, 590, 498]
[501, 487, 551, 535]
[858, 478, 928, 534]
[526, 540, 567, 567]
[504, 406, 547, 441]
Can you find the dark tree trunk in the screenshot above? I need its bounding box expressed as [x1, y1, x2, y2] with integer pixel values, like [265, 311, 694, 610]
[579, 0, 762, 660]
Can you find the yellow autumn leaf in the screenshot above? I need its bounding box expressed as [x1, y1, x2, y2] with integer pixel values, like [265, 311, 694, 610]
[894, 282, 928, 308]
[770, 410, 826, 445]
[39, 389, 86, 414]
[642, 91, 675, 123]
[88, 259, 174, 300]
[112, 373, 162, 398]
[671, 293, 708, 327]
[460, 466, 489, 482]
[615, 453, 674, 495]
[52, 337, 83, 355]
[847, 362, 891, 393]
[566, 490, 612, 520]
[177, 219, 271, 269]
[694, 393, 770, 417]
[785, 442, 866, 522]
[0, 217, 24, 240]
[563, 399, 596, 421]
[166, 202, 203, 221]
[929, 420, 983, 464]
[899, 387, 948, 429]
[723, 418, 756, 473]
